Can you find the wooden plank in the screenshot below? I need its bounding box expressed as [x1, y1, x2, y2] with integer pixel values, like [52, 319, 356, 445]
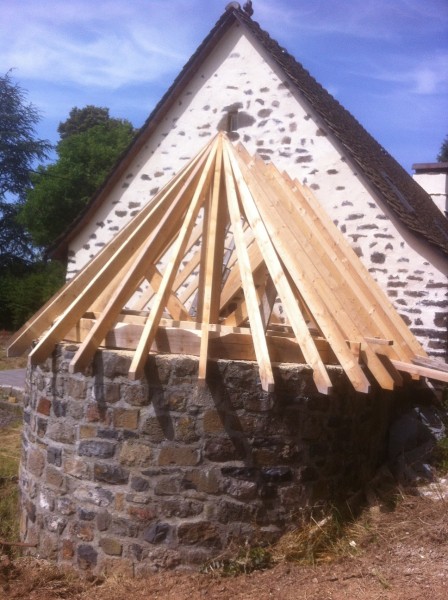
[128, 136, 220, 380]
[128, 280, 155, 312]
[181, 219, 206, 273]
[130, 221, 204, 312]
[236, 144, 397, 392]
[221, 296, 248, 326]
[173, 247, 201, 292]
[412, 356, 448, 373]
[365, 337, 394, 346]
[348, 341, 361, 362]
[289, 173, 426, 360]
[89, 257, 138, 313]
[198, 141, 227, 381]
[177, 271, 200, 306]
[222, 265, 271, 327]
[65, 317, 336, 364]
[70, 315, 337, 349]
[224, 140, 333, 394]
[259, 273, 277, 331]
[223, 143, 275, 392]
[375, 353, 406, 387]
[391, 360, 448, 383]
[219, 238, 261, 314]
[145, 266, 191, 321]
[7, 138, 216, 358]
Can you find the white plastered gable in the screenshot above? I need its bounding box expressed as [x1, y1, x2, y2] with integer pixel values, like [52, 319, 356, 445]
[67, 22, 446, 356]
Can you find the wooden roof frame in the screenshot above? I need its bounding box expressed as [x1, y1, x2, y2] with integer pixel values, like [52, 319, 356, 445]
[9, 134, 448, 393]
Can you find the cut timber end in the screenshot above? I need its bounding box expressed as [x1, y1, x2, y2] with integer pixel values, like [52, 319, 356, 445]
[313, 374, 333, 396]
[127, 368, 141, 382]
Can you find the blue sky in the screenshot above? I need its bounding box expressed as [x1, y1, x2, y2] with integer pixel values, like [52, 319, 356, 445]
[1, 0, 447, 172]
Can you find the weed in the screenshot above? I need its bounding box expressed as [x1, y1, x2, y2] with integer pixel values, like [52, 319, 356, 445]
[201, 545, 272, 576]
[433, 436, 448, 474]
[269, 500, 386, 566]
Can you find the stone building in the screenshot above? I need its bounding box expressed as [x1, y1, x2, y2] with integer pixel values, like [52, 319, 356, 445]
[15, 4, 448, 574]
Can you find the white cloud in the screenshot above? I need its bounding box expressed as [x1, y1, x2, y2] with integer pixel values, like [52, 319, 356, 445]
[0, 0, 446, 170]
[360, 53, 448, 96]
[0, 0, 195, 89]
[255, 0, 447, 41]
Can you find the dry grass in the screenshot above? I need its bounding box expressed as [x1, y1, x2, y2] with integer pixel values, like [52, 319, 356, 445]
[271, 513, 349, 565]
[1, 558, 93, 599]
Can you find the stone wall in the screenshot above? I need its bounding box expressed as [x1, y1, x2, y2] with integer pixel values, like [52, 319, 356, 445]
[20, 344, 392, 575]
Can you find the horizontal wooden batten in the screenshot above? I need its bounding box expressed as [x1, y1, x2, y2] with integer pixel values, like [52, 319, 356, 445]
[65, 318, 337, 365]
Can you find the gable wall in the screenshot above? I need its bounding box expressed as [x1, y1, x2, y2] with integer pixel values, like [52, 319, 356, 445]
[413, 171, 448, 216]
[68, 23, 446, 357]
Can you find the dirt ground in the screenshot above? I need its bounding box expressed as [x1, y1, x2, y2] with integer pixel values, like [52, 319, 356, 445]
[0, 488, 447, 600]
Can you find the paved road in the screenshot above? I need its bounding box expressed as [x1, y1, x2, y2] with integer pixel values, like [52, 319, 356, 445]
[0, 369, 26, 390]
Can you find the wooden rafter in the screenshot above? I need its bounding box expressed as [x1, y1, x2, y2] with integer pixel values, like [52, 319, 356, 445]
[9, 132, 446, 394]
[225, 144, 333, 394]
[197, 141, 227, 381]
[7, 138, 214, 358]
[223, 145, 274, 392]
[128, 135, 219, 380]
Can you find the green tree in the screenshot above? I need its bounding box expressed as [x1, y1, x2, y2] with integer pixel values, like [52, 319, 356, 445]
[437, 135, 448, 162]
[0, 72, 63, 331]
[0, 71, 50, 268]
[0, 260, 65, 330]
[57, 105, 111, 139]
[20, 109, 135, 247]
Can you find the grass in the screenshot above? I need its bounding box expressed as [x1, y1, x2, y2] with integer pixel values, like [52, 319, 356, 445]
[434, 436, 448, 474]
[0, 416, 22, 553]
[0, 331, 24, 553]
[0, 331, 28, 371]
[201, 506, 366, 577]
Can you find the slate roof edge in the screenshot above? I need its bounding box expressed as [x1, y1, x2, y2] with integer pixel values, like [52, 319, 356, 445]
[413, 162, 448, 174]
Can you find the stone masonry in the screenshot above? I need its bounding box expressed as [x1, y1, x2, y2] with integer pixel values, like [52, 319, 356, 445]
[20, 344, 392, 575]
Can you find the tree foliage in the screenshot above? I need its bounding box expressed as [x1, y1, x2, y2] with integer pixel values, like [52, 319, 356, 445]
[20, 108, 135, 247]
[0, 84, 136, 330]
[437, 135, 448, 162]
[0, 71, 50, 199]
[0, 71, 50, 268]
[0, 203, 36, 269]
[0, 260, 65, 330]
[57, 105, 112, 139]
